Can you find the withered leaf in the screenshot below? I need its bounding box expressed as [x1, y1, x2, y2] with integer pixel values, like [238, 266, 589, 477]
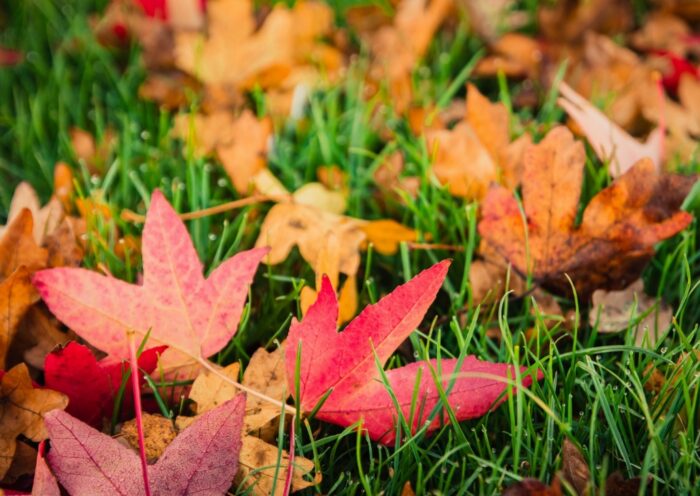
[590, 279, 673, 346]
[479, 126, 695, 298]
[0, 364, 67, 479]
[0, 268, 39, 369]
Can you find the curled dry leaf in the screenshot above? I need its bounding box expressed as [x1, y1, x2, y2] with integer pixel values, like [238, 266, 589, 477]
[0, 363, 68, 479]
[69, 127, 117, 174]
[558, 82, 663, 178]
[479, 126, 695, 298]
[287, 261, 539, 445]
[589, 279, 673, 346]
[33, 190, 267, 378]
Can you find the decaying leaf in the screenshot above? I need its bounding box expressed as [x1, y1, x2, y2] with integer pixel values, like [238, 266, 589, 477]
[33, 190, 267, 378]
[0, 363, 67, 479]
[589, 279, 673, 346]
[45, 396, 245, 495]
[479, 126, 695, 298]
[286, 261, 539, 445]
[69, 127, 117, 174]
[120, 413, 178, 463]
[561, 439, 590, 495]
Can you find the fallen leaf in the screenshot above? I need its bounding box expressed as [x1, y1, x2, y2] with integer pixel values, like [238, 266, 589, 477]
[120, 413, 178, 463]
[561, 439, 590, 495]
[459, 0, 526, 43]
[0, 268, 39, 369]
[589, 279, 673, 346]
[360, 219, 421, 255]
[236, 435, 317, 495]
[31, 442, 60, 496]
[6, 306, 72, 372]
[173, 0, 340, 110]
[365, 0, 453, 111]
[0, 363, 67, 479]
[44, 342, 166, 428]
[478, 126, 695, 298]
[179, 347, 318, 494]
[2, 439, 37, 485]
[0, 182, 63, 245]
[502, 477, 562, 496]
[173, 110, 273, 195]
[0, 210, 48, 277]
[538, 0, 632, 43]
[33, 190, 267, 378]
[69, 127, 116, 174]
[558, 82, 663, 177]
[45, 395, 245, 496]
[286, 260, 538, 444]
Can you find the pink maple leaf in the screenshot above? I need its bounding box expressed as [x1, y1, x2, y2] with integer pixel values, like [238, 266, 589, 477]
[33, 190, 268, 378]
[285, 260, 538, 445]
[43, 395, 245, 496]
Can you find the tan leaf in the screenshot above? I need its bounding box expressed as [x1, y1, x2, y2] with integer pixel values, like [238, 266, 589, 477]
[236, 435, 318, 496]
[360, 219, 420, 255]
[1, 268, 40, 370]
[120, 413, 177, 463]
[0, 364, 67, 479]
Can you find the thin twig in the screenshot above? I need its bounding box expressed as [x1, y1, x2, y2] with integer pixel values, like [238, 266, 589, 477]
[120, 194, 289, 223]
[407, 242, 465, 252]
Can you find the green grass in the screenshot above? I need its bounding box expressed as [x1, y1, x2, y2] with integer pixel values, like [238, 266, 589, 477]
[2, 1, 700, 494]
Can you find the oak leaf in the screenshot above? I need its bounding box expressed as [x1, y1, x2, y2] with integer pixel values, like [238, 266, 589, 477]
[286, 260, 537, 445]
[478, 126, 694, 298]
[33, 190, 268, 378]
[0, 363, 67, 479]
[44, 395, 245, 496]
[44, 342, 166, 428]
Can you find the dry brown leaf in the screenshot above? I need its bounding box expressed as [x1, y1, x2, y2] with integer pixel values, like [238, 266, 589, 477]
[630, 12, 691, 57]
[0, 183, 63, 246]
[427, 122, 497, 199]
[589, 279, 673, 346]
[479, 126, 695, 298]
[0, 268, 39, 370]
[365, 0, 453, 111]
[373, 152, 420, 203]
[236, 435, 318, 496]
[69, 127, 116, 174]
[360, 219, 421, 255]
[46, 217, 86, 269]
[401, 480, 417, 496]
[459, 0, 526, 43]
[189, 362, 241, 415]
[8, 306, 72, 371]
[0, 210, 48, 278]
[256, 203, 366, 277]
[561, 439, 590, 495]
[120, 413, 178, 463]
[475, 33, 543, 78]
[0, 364, 67, 479]
[538, 0, 632, 43]
[174, 0, 340, 106]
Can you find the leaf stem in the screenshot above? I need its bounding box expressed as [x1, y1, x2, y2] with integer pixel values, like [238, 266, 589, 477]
[127, 331, 152, 496]
[120, 194, 288, 223]
[196, 357, 296, 415]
